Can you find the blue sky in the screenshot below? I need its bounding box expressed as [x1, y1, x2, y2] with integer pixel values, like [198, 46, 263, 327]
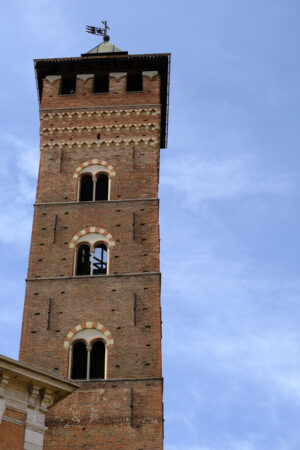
[0, 1, 300, 449]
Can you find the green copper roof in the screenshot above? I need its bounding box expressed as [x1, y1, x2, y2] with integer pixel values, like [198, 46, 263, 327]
[87, 41, 123, 54]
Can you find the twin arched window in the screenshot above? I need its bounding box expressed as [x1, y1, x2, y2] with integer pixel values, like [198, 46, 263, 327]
[79, 173, 109, 202]
[76, 243, 107, 276]
[71, 339, 105, 380]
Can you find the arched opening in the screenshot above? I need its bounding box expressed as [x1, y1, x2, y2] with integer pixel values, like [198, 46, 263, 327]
[71, 341, 87, 379]
[76, 244, 91, 276]
[80, 174, 93, 201]
[95, 174, 109, 201]
[93, 243, 107, 275]
[89, 340, 105, 379]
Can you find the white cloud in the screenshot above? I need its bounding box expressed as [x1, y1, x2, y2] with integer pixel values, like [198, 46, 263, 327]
[161, 155, 293, 205]
[9, 0, 74, 53]
[2, 130, 39, 176]
[165, 435, 258, 450]
[12, 0, 70, 34]
[163, 253, 300, 404]
[0, 130, 38, 246]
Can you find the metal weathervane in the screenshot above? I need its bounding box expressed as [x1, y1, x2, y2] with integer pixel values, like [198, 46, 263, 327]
[86, 20, 110, 42]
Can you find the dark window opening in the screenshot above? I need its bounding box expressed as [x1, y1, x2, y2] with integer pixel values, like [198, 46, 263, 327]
[71, 341, 87, 379]
[90, 340, 105, 379]
[93, 244, 107, 275]
[126, 73, 143, 92]
[94, 75, 109, 93]
[61, 76, 76, 95]
[97, 133, 101, 140]
[76, 244, 91, 276]
[96, 174, 109, 201]
[80, 174, 93, 201]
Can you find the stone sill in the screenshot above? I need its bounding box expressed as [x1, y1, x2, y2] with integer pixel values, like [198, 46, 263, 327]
[73, 376, 163, 383]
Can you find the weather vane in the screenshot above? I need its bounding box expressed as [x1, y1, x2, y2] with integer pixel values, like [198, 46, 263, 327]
[86, 20, 110, 42]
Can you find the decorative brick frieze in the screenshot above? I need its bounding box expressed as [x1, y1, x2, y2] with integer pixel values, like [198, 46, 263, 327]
[64, 322, 114, 349]
[40, 136, 158, 150]
[40, 123, 158, 135]
[73, 159, 116, 178]
[69, 227, 116, 248]
[40, 107, 160, 121]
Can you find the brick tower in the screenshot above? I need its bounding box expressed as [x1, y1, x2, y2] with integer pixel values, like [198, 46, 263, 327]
[19, 30, 170, 449]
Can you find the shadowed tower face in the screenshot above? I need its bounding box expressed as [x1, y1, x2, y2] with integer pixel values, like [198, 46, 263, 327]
[19, 33, 170, 449]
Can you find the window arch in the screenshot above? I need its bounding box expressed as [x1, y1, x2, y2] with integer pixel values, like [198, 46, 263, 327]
[65, 324, 113, 381]
[76, 242, 107, 276]
[70, 228, 115, 276]
[71, 339, 106, 381]
[79, 172, 109, 202]
[74, 161, 115, 202]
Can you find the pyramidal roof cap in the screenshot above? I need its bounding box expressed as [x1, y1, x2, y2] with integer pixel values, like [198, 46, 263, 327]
[87, 41, 124, 55]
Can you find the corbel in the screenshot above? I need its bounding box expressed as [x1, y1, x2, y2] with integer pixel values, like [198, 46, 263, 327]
[0, 373, 9, 395]
[40, 389, 54, 410]
[29, 384, 40, 407]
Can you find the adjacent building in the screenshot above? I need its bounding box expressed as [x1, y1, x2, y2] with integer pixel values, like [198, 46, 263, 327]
[0, 354, 78, 449]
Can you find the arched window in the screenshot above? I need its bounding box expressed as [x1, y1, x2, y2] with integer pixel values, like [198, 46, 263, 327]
[76, 242, 107, 276]
[71, 339, 105, 381]
[96, 174, 109, 201]
[90, 340, 105, 379]
[71, 341, 87, 379]
[93, 243, 107, 275]
[76, 244, 91, 276]
[79, 173, 109, 202]
[80, 174, 93, 201]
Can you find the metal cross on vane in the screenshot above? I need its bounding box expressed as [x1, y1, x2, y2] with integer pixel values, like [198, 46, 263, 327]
[86, 20, 110, 42]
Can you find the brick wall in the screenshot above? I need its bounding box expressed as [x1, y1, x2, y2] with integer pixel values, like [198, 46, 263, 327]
[20, 274, 162, 379]
[0, 409, 25, 450]
[45, 380, 163, 450]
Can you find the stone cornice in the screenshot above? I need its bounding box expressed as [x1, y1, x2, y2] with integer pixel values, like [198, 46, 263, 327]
[0, 355, 78, 398]
[26, 272, 161, 282]
[34, 197, 159, 207]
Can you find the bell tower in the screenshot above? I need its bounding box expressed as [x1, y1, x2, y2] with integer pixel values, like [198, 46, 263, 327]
[19, 26, 170, 449]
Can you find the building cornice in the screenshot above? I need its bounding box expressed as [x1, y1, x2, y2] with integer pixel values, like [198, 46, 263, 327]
[0, 355, 78, 395]
[26, 272, 161, 282]
[34, 198, 159, 207]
